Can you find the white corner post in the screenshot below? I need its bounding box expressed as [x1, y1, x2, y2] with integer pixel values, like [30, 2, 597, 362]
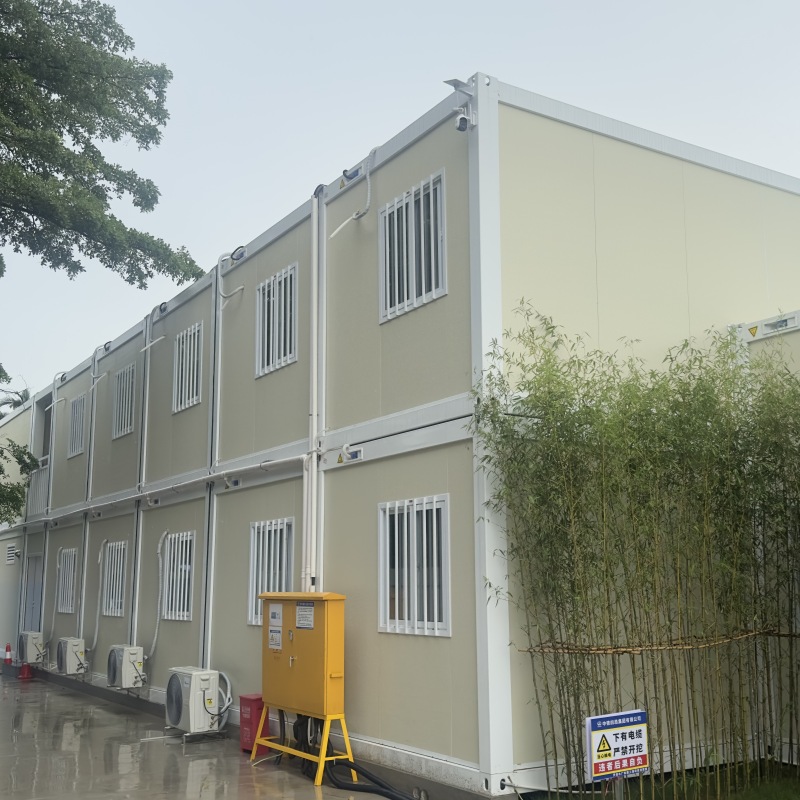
[468, 72, 515, 794]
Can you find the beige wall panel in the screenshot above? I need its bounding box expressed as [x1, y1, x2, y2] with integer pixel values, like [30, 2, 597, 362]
[82, 515, 137, 670]
[210, 478, 304, 700]
[326, 122, 472, 430]
[499, 104, 800, 365]
[137, 498, 206, 689]
[42, 523, 84, 650]
[0, 408, 32, 486]
[0, 532, 23, 652]
[324, 442, 478, 763]
[499, 107, 600, 339]
[218, 222, 311, 463]
[759, 191, 800, 307]
[592, 136, 690, 347]
[92, 336, 145, 499]
[51, 373, 91, 511]
[684, 172, 800, 335]
[145, 290, 213, 483]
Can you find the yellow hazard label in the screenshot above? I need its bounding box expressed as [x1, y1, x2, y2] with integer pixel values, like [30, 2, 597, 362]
[206, 698, 213, 706]
[339, 179, 345, 189]
[337, 454, 343, 464]
[597, 733, 612, 759]
[748, 326, 758, 338]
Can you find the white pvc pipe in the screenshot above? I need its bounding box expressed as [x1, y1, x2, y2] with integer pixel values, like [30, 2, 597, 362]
[212, 254, 230, 468]
[301, 454, 310, 591]
[139, 308, 161, 490]
[45, 371, 64, 515]
[148, 529, 169, 659]
[90, 539, 108, 652]
[315, 185, 328, 592]
[306, 187, 322, 592]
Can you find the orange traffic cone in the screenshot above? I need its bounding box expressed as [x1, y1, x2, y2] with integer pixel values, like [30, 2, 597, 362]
[19, 662, 33, 680]
[3, 643, 10, 665]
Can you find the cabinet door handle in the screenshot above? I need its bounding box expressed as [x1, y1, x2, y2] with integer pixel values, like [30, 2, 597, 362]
[329, 672, 343, 679]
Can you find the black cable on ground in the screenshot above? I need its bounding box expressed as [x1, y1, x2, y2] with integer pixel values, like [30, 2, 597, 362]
[324, 753, 418, 800]
[275, 710, 286, 766]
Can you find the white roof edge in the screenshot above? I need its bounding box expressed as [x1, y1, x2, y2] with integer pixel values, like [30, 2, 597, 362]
[96, 319, 147, 364]
[228, 93, 459, 272]
[235, 71, 800, 272]
[495, 78, 800, 197]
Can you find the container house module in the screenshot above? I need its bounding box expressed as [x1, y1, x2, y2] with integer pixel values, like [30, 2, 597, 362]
[2, 72, 800, 795]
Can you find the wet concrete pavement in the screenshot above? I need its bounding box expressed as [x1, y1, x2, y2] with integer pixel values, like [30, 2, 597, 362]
[0, 673, 362, 799]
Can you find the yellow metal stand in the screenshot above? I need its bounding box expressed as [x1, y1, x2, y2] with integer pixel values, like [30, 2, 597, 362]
[250, 705, 356, 786]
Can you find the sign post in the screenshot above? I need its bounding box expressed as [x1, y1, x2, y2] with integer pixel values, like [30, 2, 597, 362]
[586, 710, 649, 797]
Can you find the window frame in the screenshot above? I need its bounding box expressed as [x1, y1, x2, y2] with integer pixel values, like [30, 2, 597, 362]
[67, 394, 86, 458]
[378, 172, 446, 323]
[172, 322, 203, 413]
[248, 518, 294, 625]
[112, 363, 136, 439]
[162, 531, 194, 621]
[255, 263, 298, 377]
[378, 494, 451, 636]
[56, 547, 77, 614]
[101, 540, 127, 617]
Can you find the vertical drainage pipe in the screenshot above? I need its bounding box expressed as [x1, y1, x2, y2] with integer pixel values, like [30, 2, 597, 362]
[315, 183, 328, 592]
[45, 371, 64, 516]
[306, 186, 325, 591]
[203, 257, 228, 667]
[132, 311, 158, 648]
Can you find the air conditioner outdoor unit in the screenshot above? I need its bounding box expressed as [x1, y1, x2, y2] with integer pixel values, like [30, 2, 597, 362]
[56, 637, 87, 675]
[17, 631, 44, 664]
[107, 645, 146, 689]
[165, 667, 219, 735]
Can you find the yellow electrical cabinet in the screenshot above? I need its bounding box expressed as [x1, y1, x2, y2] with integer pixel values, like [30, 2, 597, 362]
[259, 592, 345, 718]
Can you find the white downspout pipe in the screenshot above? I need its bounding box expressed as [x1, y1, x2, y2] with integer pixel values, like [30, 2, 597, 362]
[301, 453, 311, 591]
[132, 309, 159, 649]
[139, 306, 163, 491]
[45, 371, 65, 515]
[211, 254, 230, 468]
[86, 345, 106, 504]
[305, 185, 325, 592]
[315, 184, 328, 592]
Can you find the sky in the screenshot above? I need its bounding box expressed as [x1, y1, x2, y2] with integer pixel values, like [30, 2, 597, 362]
[3, 0, 800, 395]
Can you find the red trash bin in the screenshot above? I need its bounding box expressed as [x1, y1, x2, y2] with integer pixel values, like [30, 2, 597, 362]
[239, 693, 266, 754]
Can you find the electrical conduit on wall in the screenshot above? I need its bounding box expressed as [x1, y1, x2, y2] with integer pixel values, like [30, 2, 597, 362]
[89, 539, 107, 654]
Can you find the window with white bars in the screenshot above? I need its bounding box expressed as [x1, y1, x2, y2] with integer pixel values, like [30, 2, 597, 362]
[101, 541, 127, 617]
[379, 173, 446, 322]
[256, 264, 297, 376]
[248, 518, 293, 625]
[162, 531, 194, 621]
[67, 395, 86, 458]
[57, 548, 77, 613]
[112, 363, 136, 439]
[172, 323, 203, 413]
[378, 495, 450, 636]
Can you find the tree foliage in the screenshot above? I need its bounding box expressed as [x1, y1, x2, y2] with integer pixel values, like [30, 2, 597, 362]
[0, 363, 37, 524]
[0, 0, 202, 286]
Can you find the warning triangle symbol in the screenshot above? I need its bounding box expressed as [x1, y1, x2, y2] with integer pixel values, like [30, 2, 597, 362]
[748, 326, 758, 338]
[597, 734, 612, 757]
